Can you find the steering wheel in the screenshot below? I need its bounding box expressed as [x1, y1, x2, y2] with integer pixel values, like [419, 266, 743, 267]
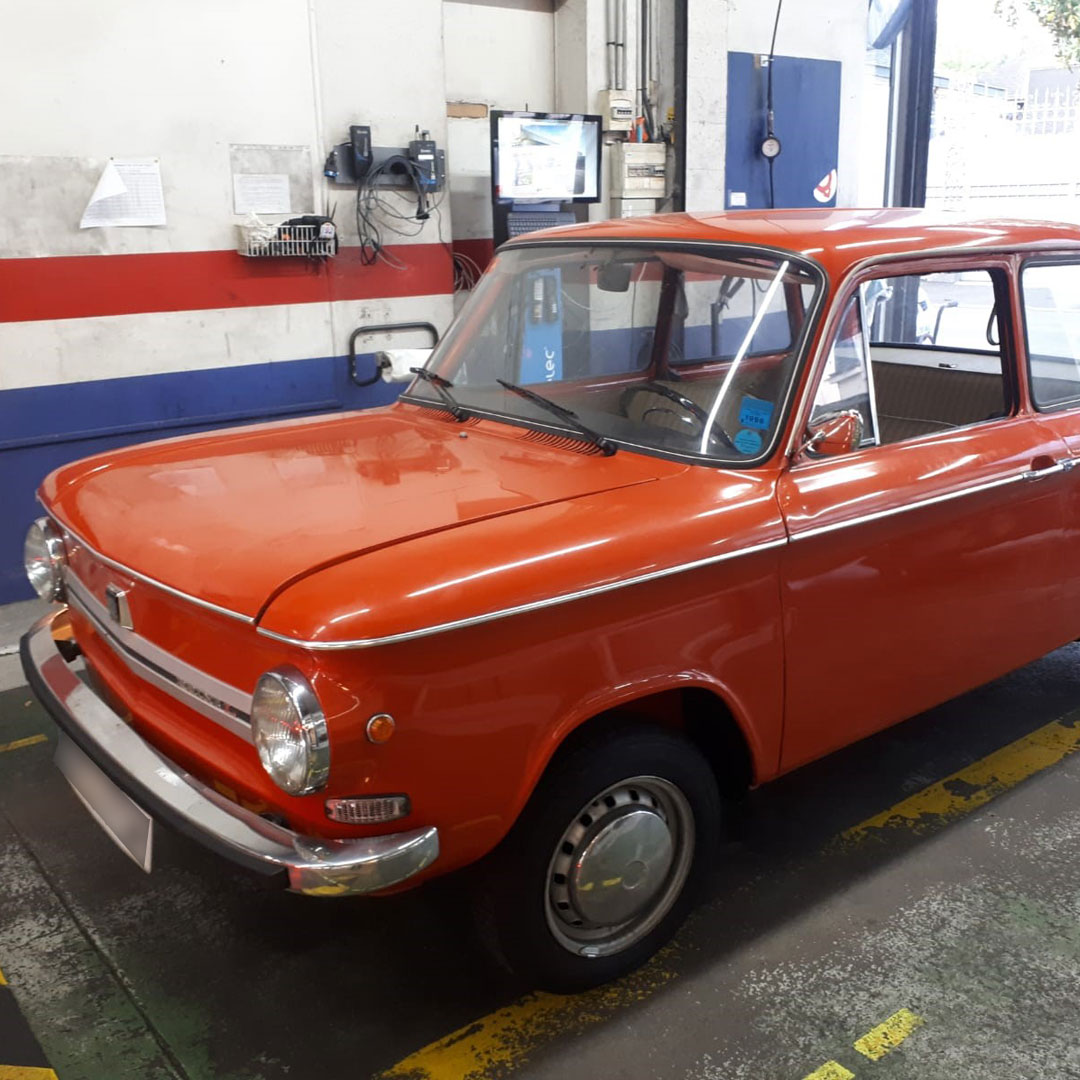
[619, 381, 738, 451]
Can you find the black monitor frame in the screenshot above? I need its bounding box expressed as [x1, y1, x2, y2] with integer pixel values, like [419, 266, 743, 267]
[490, 110, 604, 207]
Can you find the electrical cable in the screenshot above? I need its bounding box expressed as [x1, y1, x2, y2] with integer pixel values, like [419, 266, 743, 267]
[765, 0, 784, 210]
[355, 153, 443, 267]
[766, 0, 782, 117]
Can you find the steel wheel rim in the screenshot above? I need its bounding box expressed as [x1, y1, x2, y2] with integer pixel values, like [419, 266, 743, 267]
[544, 775, 695, 958]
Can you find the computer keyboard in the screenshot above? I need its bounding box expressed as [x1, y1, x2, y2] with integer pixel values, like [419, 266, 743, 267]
[506, 211, 577, 237]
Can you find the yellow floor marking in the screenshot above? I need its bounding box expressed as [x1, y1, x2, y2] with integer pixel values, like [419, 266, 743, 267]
[0, 1068, 60, 1079]
[376, 951, 677, 1080]
[842, 711, 1080, 845]
[801, 1062, 854, 1080]
[0, 967, 6, 985]
[0, 735, 47, 756]
[381, 709, 1079, 1080]
[854, 1007, 924, 1061]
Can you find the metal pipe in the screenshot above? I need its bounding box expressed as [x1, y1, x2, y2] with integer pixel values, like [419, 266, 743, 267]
[616, 0, 627, 90]
[640, 0, 654, 138]
[606, 0, 616, 90]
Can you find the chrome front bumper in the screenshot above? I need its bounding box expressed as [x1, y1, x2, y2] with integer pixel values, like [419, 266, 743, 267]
[20, 611, 439, 896]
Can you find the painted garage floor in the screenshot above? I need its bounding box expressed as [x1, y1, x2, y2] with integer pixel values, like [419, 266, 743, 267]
[2, 644, 1080, 1079]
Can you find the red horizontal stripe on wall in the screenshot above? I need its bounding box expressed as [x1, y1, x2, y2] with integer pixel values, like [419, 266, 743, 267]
[451, 237, 495, 273]
[0, 244, 452, 324]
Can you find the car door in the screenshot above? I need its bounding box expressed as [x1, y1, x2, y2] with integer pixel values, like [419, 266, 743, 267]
[1018, 256, 1080, 621]
[777, 257, 1071, 772]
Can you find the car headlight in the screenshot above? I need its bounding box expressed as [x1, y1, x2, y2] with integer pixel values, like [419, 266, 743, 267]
[24, 517, 67, 602]
[251, 666, 330, 795]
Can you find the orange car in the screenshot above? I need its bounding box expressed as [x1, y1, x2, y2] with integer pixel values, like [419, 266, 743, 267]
[20, 208, 1080, 990]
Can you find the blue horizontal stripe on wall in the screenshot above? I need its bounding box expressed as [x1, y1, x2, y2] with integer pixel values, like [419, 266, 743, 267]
[0, 352, 402, 604]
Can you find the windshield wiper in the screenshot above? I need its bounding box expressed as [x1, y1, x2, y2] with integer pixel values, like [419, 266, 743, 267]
[495, 379, 616, 456]
[410, 367, 468, 421]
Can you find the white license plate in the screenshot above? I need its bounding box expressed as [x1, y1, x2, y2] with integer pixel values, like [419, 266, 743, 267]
[56, 733, 154, 872]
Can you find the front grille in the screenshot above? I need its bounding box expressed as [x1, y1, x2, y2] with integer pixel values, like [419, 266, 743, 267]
[65, 570, 253, 741]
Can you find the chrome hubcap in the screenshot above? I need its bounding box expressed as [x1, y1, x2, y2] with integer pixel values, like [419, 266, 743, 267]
[546, 776, 694, 957]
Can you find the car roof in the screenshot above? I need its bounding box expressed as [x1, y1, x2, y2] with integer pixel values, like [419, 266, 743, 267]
[504, 207, 1080, 280]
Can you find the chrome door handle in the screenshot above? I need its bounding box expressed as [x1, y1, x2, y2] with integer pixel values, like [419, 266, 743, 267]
[1022, 459, 1069, 481]
[1060, 457, 1080, 472]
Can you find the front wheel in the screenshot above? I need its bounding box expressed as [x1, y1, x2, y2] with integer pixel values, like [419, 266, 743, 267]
[476, 726, 721, 991]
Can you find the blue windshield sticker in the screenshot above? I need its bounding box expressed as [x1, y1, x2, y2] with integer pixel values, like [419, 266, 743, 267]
[733, 428, 763, 455]
[738, 395, 774, 431]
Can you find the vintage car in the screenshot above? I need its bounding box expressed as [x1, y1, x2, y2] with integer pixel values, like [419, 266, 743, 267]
[20, 208, 1080, 990]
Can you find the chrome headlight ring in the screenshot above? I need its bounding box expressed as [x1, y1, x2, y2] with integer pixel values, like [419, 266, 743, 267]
[24, 517, 67, 602]
[250, 666, 330, 796]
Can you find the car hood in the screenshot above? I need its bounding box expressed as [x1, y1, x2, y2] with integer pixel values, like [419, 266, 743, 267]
[42, 404, 681, 619]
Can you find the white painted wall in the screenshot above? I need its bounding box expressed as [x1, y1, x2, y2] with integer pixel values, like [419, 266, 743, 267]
[684, 0, 868, 210]
[0, 0, 460, 388]
[443, 0, 557, 242]
[0, 0, 462, 258]
[0, 0, 319, 257]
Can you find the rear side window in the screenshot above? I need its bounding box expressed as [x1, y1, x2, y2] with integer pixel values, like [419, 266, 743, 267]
[1022, 262, 1080, 409]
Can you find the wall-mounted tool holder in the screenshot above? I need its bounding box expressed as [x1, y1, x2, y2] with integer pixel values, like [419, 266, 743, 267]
[237, 216, 338, 257]
[324, 128, 445, 191]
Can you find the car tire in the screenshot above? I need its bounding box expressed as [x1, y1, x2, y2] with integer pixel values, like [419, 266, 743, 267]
[475, 724, 721, 992]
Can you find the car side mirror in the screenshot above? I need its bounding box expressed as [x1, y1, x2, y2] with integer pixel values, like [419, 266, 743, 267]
[797, 410, 864, 459]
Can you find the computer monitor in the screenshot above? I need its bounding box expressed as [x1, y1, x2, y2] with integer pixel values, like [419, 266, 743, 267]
[491, 111, 603, 204]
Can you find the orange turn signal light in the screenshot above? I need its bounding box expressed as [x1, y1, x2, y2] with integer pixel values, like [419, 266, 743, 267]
[366, 713, 396, 744]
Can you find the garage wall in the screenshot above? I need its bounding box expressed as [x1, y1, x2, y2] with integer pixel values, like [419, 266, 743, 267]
[0, 0, 461, 602]
[443, 0, 556, 271]
[685, 0, 868, 210]
[0, 0, 868, 602]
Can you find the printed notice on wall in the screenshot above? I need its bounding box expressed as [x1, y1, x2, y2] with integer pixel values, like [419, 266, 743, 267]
[232, 173, 291, 215]
[80, 158, 166, 228]
[229, 144, 314, 216]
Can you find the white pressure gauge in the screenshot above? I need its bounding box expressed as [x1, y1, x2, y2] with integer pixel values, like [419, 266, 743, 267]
[761, 135, 782, 160]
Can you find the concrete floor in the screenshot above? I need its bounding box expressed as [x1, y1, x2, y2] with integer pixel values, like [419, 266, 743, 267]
[2, 637, 1080, 1079]
[0, 598, 49, 692]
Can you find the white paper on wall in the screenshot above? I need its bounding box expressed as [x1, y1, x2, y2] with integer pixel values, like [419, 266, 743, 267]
[232, 173, 291, 215]
[80, 158, 166, 228]
[229, 145, 314, 216]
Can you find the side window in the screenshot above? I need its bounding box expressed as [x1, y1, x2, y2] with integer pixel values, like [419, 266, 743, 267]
[810, 292, 876, 445]
[867, 270, 999, 352]
[809, 268, 1010, 454]
[1022, 262, 1080, 409]
[812, 272, 1006, 453]
[868, 270, 1006, 444]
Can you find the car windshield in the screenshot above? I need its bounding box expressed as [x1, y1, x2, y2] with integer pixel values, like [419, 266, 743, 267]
[403, 243, 822, 464]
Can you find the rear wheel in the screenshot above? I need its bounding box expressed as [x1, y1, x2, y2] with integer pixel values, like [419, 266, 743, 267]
[476, 726, 721, 991]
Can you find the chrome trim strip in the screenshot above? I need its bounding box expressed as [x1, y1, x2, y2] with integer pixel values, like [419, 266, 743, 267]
[23, 613, 440, 896]
[44, 508, 254, 625]
[788, 469, 1031, 543]
[255, 535, 790, 651]
[66, 572, 253, 741]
